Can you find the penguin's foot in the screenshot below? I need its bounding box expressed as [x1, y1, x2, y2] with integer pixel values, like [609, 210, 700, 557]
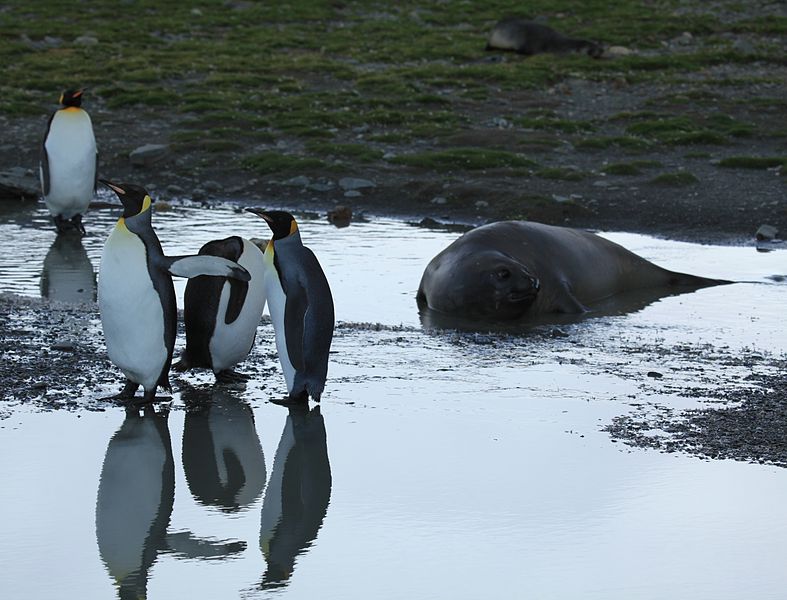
[215, 369, 250, 384]
[70, 214, 86, 236]
[171, 358, 190, 372]
[99, 380, 139, 402]
[270, 390, 309, 407]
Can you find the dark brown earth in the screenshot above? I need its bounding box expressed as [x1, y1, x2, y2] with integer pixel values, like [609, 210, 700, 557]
[1, 60, 785, 245]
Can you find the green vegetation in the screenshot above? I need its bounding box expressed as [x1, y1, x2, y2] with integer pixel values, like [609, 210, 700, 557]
[535, 167, 588, 181]
[0, 0, 781, 180]
[717, 156, 787, 170]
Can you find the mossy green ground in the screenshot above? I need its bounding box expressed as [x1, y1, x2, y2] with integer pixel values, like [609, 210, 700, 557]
[0, 0, 784, 234]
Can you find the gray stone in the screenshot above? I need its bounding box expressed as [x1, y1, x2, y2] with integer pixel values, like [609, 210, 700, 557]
[475, 200, 489, 209]
[74, 35, 99, 45]
[52, 340, 75, 352]
[202, 180, 222, 193]
[283, 175, 310, 187]
[605, 45, 635, 57]
[339, 177, 376, 191]
[166, 184, 185, 196]
[756, 224, 779, 241]
[306, 182, 335, 192]
[430, 196, 448, 205]
[129, 144, 170, 167]
[0, 167, 39, 200]
[383, 152, 397, 160]
[344, 190, 362, 198]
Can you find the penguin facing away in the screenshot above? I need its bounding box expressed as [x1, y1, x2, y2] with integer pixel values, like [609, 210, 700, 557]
[98, 181, 250, 405]
[175, 235, 267, 382]
[40, 89, 98, 235]
[246, 209, 334, 404]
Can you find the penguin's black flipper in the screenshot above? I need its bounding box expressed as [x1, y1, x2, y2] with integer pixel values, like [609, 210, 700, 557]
[162, 255, 250, 282]
[225, 278, 249, 325]
[283, 282, 307, 372]
[40, 112, 55, 196]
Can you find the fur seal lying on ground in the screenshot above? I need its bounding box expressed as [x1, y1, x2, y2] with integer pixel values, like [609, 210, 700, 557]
[486, 17, 603, 58]
[417, 221, 730, 325]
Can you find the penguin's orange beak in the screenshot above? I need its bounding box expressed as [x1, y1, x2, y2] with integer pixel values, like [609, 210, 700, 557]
[100, 179, 125, 195]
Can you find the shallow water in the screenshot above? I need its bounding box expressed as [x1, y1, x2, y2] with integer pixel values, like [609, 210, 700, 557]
[1, 200, 786, 599]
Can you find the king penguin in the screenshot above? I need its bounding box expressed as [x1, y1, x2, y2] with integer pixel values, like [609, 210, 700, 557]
[175, 236, 267, 382]
[40, 89, 98, 235]
[98, 180, 250, 404]
[246, 209, 334, 403]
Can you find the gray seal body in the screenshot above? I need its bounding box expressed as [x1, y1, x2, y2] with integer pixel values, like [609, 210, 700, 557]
[486, 18, 603, 58]
[417, 220, 730, 326]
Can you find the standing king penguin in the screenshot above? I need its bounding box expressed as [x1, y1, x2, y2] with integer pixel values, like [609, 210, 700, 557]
[40, 89, 97, 235]
[98, 181, 250, 404]
[175, 236, 267, 382]
[246, 209, 334, 403]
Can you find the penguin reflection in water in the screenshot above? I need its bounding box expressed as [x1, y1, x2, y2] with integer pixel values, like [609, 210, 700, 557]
[175, 236, 266, 383]
[259, 405, 331, 588]
[96, 407, 245, 598]
[98, 181, 250, 404]
[40, 89, 97, 235]
[246, 209, 334, 405]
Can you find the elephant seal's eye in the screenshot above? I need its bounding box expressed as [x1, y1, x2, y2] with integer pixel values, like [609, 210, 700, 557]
[496, 269, 511, 280]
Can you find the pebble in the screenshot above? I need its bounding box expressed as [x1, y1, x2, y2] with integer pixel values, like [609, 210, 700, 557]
[129, 144, 170, 168]
[755, 224, 779, 241]
[344, 190, 362, 198]
[339, 177, 376, 191]
[283, 175, 310, 187]
[431, 196, 448, 205]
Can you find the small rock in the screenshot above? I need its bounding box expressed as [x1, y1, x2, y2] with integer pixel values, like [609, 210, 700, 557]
[129, 144, 170, 168]
[475, 200, 489, 209]
[605, 45, 635, 57]
[550, 328, 569, 338]
[490, 117, 511, 129]
[431, 196, 448, 205]
[283, 175, 310, 187]
[755, 224, 779, 241]
[202, 180, 222, 193]
[327, 205, 352, 227]
[52, 340, 76, 352]
[306, 182, 334, 192]
[166, 184, 185, 196]
[74, 35, 99, 45]
[647, 371, 663, 379]
[0, 167, 39, 200]
[191, 187, 207, 201]
[154, 201, 173, 212]
[675, 31, 693, 45]
[383, 152, 397, 160]
[344, 190, 362, 198]
[339, 177, 376, 191]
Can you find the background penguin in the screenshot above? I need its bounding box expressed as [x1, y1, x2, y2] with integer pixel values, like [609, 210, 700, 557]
[246, 208, 334, 404]
[40, 89, 98, 235]
[174, 236, 267, 383]
[486, 18, 603, 58]
[98, 180, 250, 405]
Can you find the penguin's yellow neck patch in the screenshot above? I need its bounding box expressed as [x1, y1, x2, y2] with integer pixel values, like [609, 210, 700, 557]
[140, 195, 152, 214]
[116, 217, 129, 231]
[61, 107, 81, 113]
[289, 220, 298, 236]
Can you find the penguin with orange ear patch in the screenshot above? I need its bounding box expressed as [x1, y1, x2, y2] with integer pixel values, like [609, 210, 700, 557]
[40, 89, 97, 235]
[246, 209, 334, 404]
[98, 180, 250, 405]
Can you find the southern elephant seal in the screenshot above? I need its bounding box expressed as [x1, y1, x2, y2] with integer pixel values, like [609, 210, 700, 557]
[486, 17, 603, 58]
[417, 221, 730, 324]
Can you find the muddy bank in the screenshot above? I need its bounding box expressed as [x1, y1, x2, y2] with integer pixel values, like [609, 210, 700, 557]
[2, 291, 786, 469]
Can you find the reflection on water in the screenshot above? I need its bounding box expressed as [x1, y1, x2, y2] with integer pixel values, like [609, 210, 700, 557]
[259, 405, 332, 589]
[40, 232, 96, 302]
[96, 407, 174, 600]
[181, 386, 267, 511]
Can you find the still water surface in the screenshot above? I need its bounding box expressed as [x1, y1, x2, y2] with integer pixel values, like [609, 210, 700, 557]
[0, 200, 786, 599]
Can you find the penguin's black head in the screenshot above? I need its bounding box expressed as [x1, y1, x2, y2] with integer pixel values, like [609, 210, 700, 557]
[60, 89, 84, 107]
[245, 208, 298, 240]
[100, 180, 152, 218]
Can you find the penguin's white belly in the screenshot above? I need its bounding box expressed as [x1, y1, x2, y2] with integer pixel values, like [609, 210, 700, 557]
[99, 226, 167, 390]
[42, 109, 96, 218]
[209, 240, 267, 372]
[263, 250, 295, 392]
